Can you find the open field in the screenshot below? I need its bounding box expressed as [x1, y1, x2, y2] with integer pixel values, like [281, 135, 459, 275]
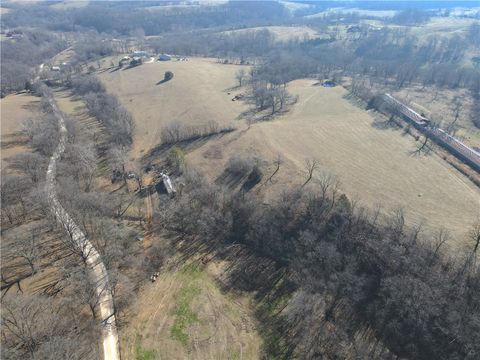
[222, 26, 322, 42]
[249, 81, 480, 241]
[306, 8, 397, 19]
[0, 93, 39, 170]
[98, 58, 480, 249]
[120, 259, 261, 360]
[50, 0, 90, 10]
[98, 58, 248, 160]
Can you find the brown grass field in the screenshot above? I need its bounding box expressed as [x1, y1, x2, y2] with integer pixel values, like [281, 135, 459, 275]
[1, 93, 40, 171]
[120, 259, 262, 360]
[222, 25, 322, 42]
[99, 58, 249, 160]
[98, 58, 480, 249]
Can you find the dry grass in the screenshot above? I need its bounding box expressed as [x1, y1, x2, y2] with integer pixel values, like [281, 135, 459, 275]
[306, 8, 397, 19]
[51, 47, 75, 66]
[98, 57, 248, 160]
[222, 26, 322, 42]
[0, 93, 40, 170]
[120, 258, 262, 360]
[99, 58, 480, 249]
[391, 85, 479, 148]
[188, 79, 480, 247]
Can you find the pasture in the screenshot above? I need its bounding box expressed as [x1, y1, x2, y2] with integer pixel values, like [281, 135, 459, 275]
[250, 80, 480, 243]
[98, 57, 248, 160]
[222, 25, 322, 42]
[98, 58, 480, 248]
[0, 93, 39, 170]
[120, 260, 261, 360]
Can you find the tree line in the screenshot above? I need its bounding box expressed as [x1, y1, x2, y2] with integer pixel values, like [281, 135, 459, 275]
[2, 1, 288, 35]
[1, 81, 154, 359]
[70, 75, 134, 147]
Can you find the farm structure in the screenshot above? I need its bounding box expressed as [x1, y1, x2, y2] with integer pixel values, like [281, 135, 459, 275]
[158, 53, 172, 61]
[380, 94, 480, 173]
[141, 168, 176, 197]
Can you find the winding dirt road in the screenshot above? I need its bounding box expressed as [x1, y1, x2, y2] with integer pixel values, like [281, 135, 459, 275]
[45, 96, 120, 360]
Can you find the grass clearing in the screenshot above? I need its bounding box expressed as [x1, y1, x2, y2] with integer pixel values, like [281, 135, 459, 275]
[119, 255, 262, 359]
[0, 93, 40, 169]
[98, 57, 248, 160]
[135, 334, 156, 360]
[187, 78, 480, 247]
[222, 25, 322, 42]
[170, 264, 201, 346]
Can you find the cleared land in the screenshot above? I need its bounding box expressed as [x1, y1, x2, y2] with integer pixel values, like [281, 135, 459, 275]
[306, 8, 397, 19]
[222, 26, 322, 42]
[0, 93, 39, 170]
[250, 80, 480, 241]
[98, 58, 480, 248]
[99, 58, 248, 160]
[120, 260, 261, 360]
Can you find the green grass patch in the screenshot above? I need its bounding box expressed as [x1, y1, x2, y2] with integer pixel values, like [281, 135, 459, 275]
[170, 264, 202, 346]
[135, 334, 156, 360]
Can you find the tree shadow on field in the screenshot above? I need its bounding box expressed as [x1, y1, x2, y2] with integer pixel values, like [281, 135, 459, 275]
[109, 66, 122, 73]
[21, 100, 41, 112]
[223, 85, 241, 93]
[141, 131, 233, 164]
[214, 170, 261, 193]
[1, 132, 28, 149]
[371, 117, 402, 131]
[170, 236, 298, 359]
[214, 171, 246, 189]
[156, 78, 172, 86]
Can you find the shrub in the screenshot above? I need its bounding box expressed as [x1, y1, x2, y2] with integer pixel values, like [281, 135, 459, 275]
[242, 164, 263, 191]
[160, 120, 234, 145]
[226, 155, 254, 177]
[164, 71, 174, 81]
[167, 146, 186, 173]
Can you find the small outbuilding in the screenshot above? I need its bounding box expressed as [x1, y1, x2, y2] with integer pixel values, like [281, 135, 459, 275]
[322, 79, 335, 87]
[158, 53, 172, 61]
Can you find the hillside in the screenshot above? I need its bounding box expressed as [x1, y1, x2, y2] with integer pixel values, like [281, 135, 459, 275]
[98, 59, 480, 248]
[98, 57, 248, 159]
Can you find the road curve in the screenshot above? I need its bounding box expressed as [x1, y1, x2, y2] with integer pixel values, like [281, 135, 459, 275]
[45, 96, 121, 360]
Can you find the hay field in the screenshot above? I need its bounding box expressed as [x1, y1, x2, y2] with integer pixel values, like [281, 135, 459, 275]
[99, 59, 480, 247]
[98, 58, 248, 159]
[1, 93, 39, 170]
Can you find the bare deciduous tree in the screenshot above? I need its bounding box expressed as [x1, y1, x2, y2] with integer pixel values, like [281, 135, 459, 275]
[7, 153, 46, 184]
[264, 154, 282, 184]
[235, 68, 246, 87]
[302, 158, 319, 187]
